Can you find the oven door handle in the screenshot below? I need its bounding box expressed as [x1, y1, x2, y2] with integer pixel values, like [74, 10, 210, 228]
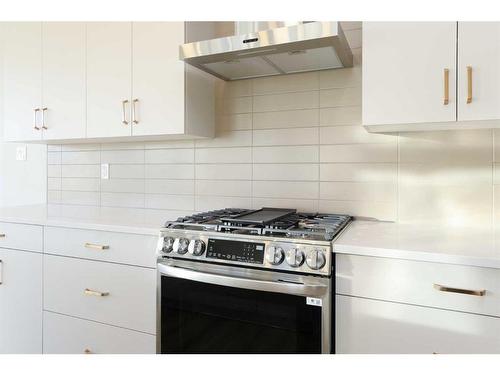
[158, 263, 327, 297]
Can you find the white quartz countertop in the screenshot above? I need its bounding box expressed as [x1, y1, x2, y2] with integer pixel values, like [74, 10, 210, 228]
[334, 220, 500, 269]
[0, 204, 190, 236]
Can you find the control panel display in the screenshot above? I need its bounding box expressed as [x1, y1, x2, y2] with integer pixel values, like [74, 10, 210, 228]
[206, 239, 265, 264]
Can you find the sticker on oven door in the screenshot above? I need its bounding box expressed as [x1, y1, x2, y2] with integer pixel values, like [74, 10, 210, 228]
[306, 297, 322, 306]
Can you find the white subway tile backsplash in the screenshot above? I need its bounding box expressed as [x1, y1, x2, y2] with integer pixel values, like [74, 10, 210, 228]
[101, 179, 144, 193]
[320, 163, 397, 183]
[253, 91, 319, 112]
[319, 106, 361, 126]
[101, 192, 145, 208]
[253, 127, 319, 146]
[145, 194, 195, 211]
[144, 140, 195, 149]
[320, 144, 397, 163]
[195, 147, 252, 164]
[145, 149, 194, 164]
[216, 113, 252, 131]
[47, 165, 61, 178]
[145, 179, 194, 195]
[48, 178, 61, 190]
[319, 67, 361, 89]
[61, 165, 100, 178]
[221, 96, 252, 114]
[61, 144, 100, 151]
[320, 87, 361, 108]
[253, 181, 318, 199]
[47, 190, 61, 204]
[195, 164, 252, 180]
[252, 71, 319, 95]
[253, 109, 318, 130]
[320, 181, 397, 202]
[101, 150, 144, 164]
[60, 191, 100, 206]
[61, 178, 100, 192]
[222, 79, 252, 98]
[319, 199, 397, 221]
[253, 146, 319, 164]
[320, 125, 396, 144]
[145, 164, 195, 180]
[253, 164, 319, 181]
[109, 164, 145, 179]
[195, 180, 252, 197]
[48, 152, 62, 165]
[100, 142, 145, 151]
[61, 151, 99, 165]
[195, 130, 252, 148]
[195, 196, 252, 212]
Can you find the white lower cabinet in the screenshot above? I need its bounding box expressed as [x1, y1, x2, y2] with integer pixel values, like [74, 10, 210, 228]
[0, 248, 42, 353]
[336, 295, 500, 354]
[43, 254, 156, 334]
[43, 311, 155, 354]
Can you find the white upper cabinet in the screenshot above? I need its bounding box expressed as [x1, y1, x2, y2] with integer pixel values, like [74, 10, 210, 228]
[2, 22, 43, 142]
[364, 22, 500, 132]
[363, 22, 457, 127]
[458, 22, 500, 121]
[86, 22, 132, 139]
[42, 22, 86, 140]
[131, 22, 185, 136]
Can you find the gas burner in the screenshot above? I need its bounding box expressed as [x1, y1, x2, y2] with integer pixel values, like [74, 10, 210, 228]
[164, 207, 351, 242]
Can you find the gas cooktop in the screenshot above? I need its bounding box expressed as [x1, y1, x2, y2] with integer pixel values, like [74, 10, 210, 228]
[164, 207, 351, 242]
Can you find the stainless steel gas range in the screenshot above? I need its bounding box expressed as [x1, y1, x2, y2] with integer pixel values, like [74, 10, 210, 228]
[156, 207, 351, 354]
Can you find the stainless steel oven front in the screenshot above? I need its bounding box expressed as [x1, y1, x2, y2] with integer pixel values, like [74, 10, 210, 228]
[157, 258, 332, 354]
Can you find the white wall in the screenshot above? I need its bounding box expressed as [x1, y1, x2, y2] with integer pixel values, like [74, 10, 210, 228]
[0, 26, 47, 207]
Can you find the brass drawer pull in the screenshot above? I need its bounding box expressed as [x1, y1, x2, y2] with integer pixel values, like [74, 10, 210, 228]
[467, 66, 473, 104]
[84, 348, 93, 354]
[433, 283, 485, 297]
[84, 288, 109, 297]
[84, 243, 109, 250]
[0, 234, 5, 238]
[443, 68, 450, 105]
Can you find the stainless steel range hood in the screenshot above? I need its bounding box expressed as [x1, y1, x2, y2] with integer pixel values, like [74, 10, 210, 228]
[180, 22, 353, 81]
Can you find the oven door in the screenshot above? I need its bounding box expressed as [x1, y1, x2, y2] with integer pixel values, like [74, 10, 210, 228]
[157, 259, 331, 354]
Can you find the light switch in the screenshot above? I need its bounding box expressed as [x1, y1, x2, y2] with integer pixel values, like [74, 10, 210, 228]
[101, 163, 109, 179]
[16, 145, 27, 161]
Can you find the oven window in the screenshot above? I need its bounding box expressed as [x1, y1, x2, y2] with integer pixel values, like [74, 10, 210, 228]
[161, 275, 322, 354]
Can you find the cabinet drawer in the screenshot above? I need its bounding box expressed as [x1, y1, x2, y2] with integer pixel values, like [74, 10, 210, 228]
[44, 226, 157, 268]
[336, 254, 500, 317]
[336, 295, 500, 354]
[43, 255, 156, 334]
[43, 311, 155, 354]
[0, 222, 42, 252]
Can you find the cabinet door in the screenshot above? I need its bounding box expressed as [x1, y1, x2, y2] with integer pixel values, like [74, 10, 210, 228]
[131, 22, 185, 136]
[458, 22, 500, 121]
[336, 295, 500, 354]
[363, 22, 457, 126]
[86, 22, 132, 138]
[2, 22, 42, 141]
[41, 22, 86, 140]
[0, 248, 42, 353]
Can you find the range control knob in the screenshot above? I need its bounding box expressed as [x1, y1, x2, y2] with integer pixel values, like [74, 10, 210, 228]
[173, 238, 190, 254]
[285, 248, 305, 268]
[188, 239, 206, 256]
[266, 246, 285, 265]
[306, 248, 326, 270]
[162, 236, 175, 253]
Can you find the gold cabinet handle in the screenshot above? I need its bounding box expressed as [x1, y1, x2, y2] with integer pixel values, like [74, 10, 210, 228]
[132, 99, 139, 125]
[41, 107, 48, 129]
[84, 348, 93, 354]
[84, 243, 109, 250]
[33, 108, 41, 130]
[467, 66, 473, 104]
[0, 234, 5, 238]
[121, 100, 129, 125]
[433, 283, 485, 297]
[443, 68, 450, 105]
[84, 288, 109, 297]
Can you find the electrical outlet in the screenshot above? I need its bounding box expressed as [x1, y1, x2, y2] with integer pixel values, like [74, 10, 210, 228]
[16, 145, 27, 161]
[101, 163, 109, 179]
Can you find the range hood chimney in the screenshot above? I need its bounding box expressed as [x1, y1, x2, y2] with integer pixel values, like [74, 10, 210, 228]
[180, 21, 353, 81]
